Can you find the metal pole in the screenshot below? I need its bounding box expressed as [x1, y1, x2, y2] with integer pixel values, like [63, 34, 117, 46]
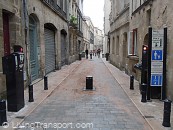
[147, 27, 152, 101]
[28, 84, 34, 102]
[162, 27, 167, 100]
[130, 75, 134, 90]
[44, 76, 48, 90]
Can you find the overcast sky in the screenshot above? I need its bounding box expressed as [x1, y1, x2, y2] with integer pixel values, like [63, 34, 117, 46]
[83, 0, 104, 30]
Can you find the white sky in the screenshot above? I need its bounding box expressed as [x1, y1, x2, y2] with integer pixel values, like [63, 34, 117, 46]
[83, 0, 104, 30]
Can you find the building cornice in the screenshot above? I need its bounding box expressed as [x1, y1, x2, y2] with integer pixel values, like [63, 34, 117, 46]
[132, 0, 153, 16]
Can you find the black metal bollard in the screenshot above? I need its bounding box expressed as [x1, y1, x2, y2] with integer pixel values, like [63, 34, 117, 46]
[106, 53, 109, 61]
[0, 100, 7, 126]
[90, 54, 92, 59]
[44, 76, 48, 90]
[79, 54, 81, 60]
[162, 99, 172, 127]
[28, 84, 34, 102]
[130, 75, 134, 90]
[86, 76, 93, 90]
[102, 54, 104, 58]
[141, 83, 147, 103]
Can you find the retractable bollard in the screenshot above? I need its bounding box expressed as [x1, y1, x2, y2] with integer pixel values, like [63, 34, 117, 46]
[162, 99, 172, 127]
[141, 83, 147, 103]
[28, 84, 34, 102]
[130, 75, 134, 90]
[0, 100, 7, 126]
[44, 76, 48, 90]
[86, 76, 93, 90]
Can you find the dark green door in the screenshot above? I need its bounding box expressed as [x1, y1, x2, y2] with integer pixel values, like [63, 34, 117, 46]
[29, 17, 39, 81]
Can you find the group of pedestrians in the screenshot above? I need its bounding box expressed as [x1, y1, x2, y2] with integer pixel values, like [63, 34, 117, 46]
[85, 48, 101, 59]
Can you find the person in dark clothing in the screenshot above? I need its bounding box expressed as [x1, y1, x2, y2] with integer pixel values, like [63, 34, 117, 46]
[97, 48, 101, 58]
[85, 49, 88, 59]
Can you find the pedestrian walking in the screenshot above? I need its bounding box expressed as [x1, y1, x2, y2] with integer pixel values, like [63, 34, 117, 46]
[97, 48, 101, 58]
[90, 50, 92, 59]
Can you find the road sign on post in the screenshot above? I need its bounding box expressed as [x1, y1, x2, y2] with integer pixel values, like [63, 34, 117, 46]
[148, 28, 167, 100]
[150, 29, 164, 87]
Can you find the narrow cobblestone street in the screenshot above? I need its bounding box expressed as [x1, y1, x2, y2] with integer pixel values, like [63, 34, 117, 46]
[17, 57, 151, 130]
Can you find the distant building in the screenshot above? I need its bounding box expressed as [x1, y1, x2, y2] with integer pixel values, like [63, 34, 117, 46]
[84, 16, 94, 51]
[103, 0, 111, 54]
[109, 0, 129, 70]
[68, 0, 84, 63]
[94, 27, 104, 51]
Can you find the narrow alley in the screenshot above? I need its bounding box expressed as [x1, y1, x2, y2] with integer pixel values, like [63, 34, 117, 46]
[15, 57, 151, 130]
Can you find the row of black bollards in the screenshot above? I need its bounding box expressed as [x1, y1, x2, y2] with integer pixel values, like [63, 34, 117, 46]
[28, 76, 48, 102]
[0, 76, 49, 126]
[129, 75, 172, 127]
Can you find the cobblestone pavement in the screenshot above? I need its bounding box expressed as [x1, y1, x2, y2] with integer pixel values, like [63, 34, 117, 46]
[16, 57, 151, 130]
[102, 58, 173, 130]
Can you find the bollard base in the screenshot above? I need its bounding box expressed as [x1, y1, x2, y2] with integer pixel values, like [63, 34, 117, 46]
[162, 122, 171, 127]
[83, 87, 96, 91]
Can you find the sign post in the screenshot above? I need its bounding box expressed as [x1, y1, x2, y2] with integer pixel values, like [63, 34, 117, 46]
[162, 27, 167, 100]
[151, 29, 164, 87]
[149, 28, 167, 100]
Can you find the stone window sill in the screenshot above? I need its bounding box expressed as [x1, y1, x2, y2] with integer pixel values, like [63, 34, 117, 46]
[127, 55, 139, 61]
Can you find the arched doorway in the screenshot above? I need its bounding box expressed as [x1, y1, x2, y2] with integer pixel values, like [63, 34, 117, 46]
[143, 33, 148, 45]
[44, 23, 56, 74]
[61, 29, 67, 66]
[29, 15, 39, 81]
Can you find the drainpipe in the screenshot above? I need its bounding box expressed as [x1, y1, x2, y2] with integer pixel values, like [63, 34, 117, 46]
[22, 0, 30, 85]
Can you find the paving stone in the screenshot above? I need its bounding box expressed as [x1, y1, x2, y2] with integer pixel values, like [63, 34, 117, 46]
[16, 58, 152, 130]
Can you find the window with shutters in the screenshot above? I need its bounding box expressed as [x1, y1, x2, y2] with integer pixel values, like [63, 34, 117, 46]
[116, 36, 119, 55]
[128, 29, 138, 55]
[112, 37, 115, 54]
[63, 0, 67, 13]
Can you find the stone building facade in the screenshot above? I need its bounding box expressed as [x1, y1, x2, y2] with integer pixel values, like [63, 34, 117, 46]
[68, 0, 84, 63]
[108, 0, 173, 100]
[109, 0, 130, 70]
[83, 17, 90, 52]
[130, 0, 173, 99]
[84, 17, 94, 51]
[0, 0, 85, 98]
[94, 27, 104, 51]
[103, 0, 111, 54]
[0, 0, 24, 97]
[27, 0, 69, 83]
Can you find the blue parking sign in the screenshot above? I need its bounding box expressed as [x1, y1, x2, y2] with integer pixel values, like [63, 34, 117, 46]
[152, 50, 163, 61]
[150, 74, 163, 86]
